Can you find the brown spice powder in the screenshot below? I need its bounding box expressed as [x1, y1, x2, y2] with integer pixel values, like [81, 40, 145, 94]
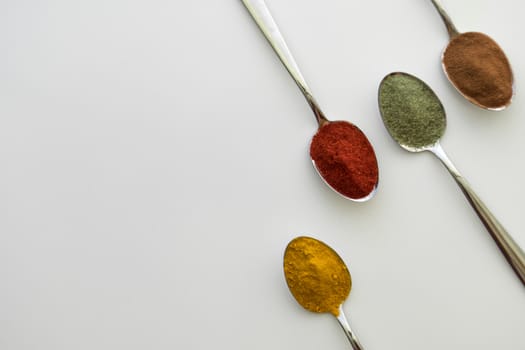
[443, 32, 513, 109]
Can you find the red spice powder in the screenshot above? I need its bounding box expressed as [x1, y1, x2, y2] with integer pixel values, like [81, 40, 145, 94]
[310, 121, 378, 200]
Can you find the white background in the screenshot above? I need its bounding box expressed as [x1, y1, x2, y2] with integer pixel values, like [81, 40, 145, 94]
[2, 0, 525, 349]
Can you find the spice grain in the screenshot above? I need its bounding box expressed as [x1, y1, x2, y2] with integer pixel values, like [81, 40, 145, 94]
[379, 73, 446, 149]
[310, 121, 378, 200]
[284, 236, 351, 317]
[443, 32, 513, 109]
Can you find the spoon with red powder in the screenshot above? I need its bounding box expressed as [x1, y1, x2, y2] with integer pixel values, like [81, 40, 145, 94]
[241, 0, 379, 201]
[430, 0, 514, 110]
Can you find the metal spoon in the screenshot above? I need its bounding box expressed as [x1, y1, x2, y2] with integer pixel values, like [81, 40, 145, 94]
[430, 0, 514, 110]
[240, 0, 379, 201]
[378, 72, 525, 286]
[284, 236, 364, 350]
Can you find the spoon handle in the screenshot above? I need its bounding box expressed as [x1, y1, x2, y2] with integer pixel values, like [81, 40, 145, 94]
[431, 143, 525, 286]
[240, 0, 328, 126]
[430, 0, 459, 38]
[336, 305, 365, 350]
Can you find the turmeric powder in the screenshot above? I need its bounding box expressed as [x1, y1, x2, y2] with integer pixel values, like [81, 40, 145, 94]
[283, 236, 351, 316]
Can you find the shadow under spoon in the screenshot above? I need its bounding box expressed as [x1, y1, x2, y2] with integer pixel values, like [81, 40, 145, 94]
[378, 72, 525, 286]
[241, 0, 378, 201]
[430, 0, 513, 110]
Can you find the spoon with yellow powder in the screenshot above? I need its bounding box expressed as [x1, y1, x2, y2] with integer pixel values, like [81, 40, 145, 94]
[284, 236, 364, 350]
[430, 0, 514, 110]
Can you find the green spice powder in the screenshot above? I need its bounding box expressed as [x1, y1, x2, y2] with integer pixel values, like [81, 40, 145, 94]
[378, 73, 446, 150]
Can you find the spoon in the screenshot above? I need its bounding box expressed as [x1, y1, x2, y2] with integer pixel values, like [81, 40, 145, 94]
[284, 236, 364, 350]
[430, 0, 513, 110]
[241, 0, 379, 201]
[378, 72, 525, 286]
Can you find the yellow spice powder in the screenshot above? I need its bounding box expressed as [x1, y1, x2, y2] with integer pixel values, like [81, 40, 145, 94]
[283, 236, 351, 316]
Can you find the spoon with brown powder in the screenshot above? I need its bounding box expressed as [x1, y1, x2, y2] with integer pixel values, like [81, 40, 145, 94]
[430, 0, 514, 110]
[284, 236, 364, 350]
[241, 0, 379, 201]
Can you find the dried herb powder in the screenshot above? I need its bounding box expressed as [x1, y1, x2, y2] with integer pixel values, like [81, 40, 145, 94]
[378, 73, 446, 150]
[283, 236, 351, 317]
[443, 32, 513, 109]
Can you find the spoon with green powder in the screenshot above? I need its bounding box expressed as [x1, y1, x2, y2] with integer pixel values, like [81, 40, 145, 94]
[284, 236, 364, 350]
[378, 72, 525, 286]
[240, 0, 379, 201]
[430, 0, 514, 110]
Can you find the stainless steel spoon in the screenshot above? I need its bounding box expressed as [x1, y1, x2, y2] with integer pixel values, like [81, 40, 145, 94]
[240, 0, 378, 201]
[430, 0, 514, 110]
[284, 236, 364, 350]
[378, 72, 525, 286]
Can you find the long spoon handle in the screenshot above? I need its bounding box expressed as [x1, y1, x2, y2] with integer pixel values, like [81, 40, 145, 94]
[240, 0, 328, 126]
[336, 305, 365, 350]
[430, 0, 460, 38]
[431, 143, 525, 286]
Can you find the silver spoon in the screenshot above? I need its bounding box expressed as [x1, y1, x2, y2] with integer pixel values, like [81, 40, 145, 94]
[284, 236, 364, 350]
[378, 72, 525, 286]
[241, 0, 378, 201]
[430, 0, 514, 110]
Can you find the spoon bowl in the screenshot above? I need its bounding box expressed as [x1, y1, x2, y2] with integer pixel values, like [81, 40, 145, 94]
[430, 0, 514, 110]
[378, 72, 525, 286]
[311, 120, 378, 201]
[241, 0, 379, 201]
[284, 236, 364, 350]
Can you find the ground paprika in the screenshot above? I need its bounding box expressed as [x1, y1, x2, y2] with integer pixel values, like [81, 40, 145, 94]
[309, 121, 378, 200]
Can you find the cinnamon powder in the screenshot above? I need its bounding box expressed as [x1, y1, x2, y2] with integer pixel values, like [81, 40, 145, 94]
[443, 32, 513, 109]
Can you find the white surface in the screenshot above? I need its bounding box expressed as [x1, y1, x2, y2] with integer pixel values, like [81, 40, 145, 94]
[1, 0, 525, 349]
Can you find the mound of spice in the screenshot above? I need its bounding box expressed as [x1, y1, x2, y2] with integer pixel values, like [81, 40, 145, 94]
[378, 72, 446, 149]
[283, 236, 351, 317]
[310, 121, 378, 200]
[443, 32, 513, 109]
